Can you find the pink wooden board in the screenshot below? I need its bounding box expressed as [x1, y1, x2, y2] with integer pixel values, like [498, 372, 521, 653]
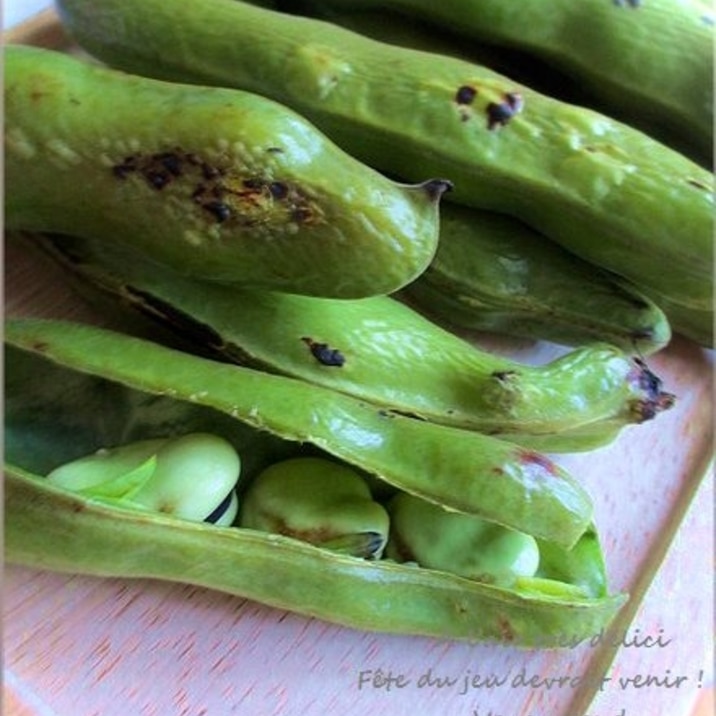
[3, 10, 714, 715]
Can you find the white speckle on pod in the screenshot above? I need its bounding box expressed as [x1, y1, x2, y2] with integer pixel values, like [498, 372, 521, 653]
[5, 127, 37, 159]
[45, 138, 83, 167]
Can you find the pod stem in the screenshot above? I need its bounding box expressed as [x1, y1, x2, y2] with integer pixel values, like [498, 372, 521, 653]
[419, 178, 453, 202]
[629, 358, 676, 422]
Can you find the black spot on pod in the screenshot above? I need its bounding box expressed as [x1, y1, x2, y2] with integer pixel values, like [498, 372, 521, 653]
[243, 177, 265, 190]
[203, 201, 232, 223]
[492, 370, 518, 382]
[629, 358, 676, 422]
[146, 171, 171, 190]
[155, 152, 183, 177]
[455, 85, 477, 105]
[268, 181, 289, 200]
[291, 206, 314, 223]
[301, 337, 345, 367]
[486, 92, 524, 130]
[112, 156, 138, 179]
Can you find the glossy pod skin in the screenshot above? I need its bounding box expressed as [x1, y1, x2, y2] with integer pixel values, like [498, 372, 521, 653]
[300, 0, 714, 168]
[32, 233, 676, 453]
[5, 319, 627, 644]
[5, 318, 595, 547]
[4, 44, 449, 299]
[55, 0, 715, 330]
[401, 205, 673, 351]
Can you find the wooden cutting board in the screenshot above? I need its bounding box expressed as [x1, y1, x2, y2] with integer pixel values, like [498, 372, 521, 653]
[3, 8, 714, 716]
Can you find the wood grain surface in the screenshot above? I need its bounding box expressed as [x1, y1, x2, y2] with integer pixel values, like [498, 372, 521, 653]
[3, 8, 714, 716]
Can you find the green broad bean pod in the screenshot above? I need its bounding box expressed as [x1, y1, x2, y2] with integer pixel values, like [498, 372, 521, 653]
[54, 0, 715, 337]
[297, 0, 714, 168]
[5, 471, 625, 645]
[5, 320, 626, 644]
[401, 204, 673, 351]
[5, 317, 595, 547]
[31, 233, 676, 453]
[4, 44, 449, 299]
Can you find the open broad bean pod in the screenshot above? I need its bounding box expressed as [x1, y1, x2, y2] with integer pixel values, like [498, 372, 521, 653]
[5, 317, 626, 645]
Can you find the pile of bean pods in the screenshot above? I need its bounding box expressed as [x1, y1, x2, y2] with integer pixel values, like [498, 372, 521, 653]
[4, 0, 713, 644]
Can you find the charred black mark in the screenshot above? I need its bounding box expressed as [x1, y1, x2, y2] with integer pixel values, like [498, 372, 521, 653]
[455, 85, 477, 105]
[243, 177, 265, 190]
[291, 206, 314, 223]
[613, 0, 641, 6]
[633, 357, 663, 395]
[630, 357, 676, 421]
[266, 146, 284, 153]
[486, 92, 523, 130]
[191, 184, 231, 224]
[301, 337, 345, 367]
[268, 181, 289, 200]
[112, 149, 193, 190]
[183, 152, 223, 180]
[112, 150, 185, 190]
[492, 369, 518, 381]
[112, 156, 138, 179]
[146, 171, 172, 190]
[203, 201, 232, 223]
[634, 393, 676, 421]
[112, 148, 318, 226]
[201, 164, 222, 180]
[155, 152, 183, 177]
